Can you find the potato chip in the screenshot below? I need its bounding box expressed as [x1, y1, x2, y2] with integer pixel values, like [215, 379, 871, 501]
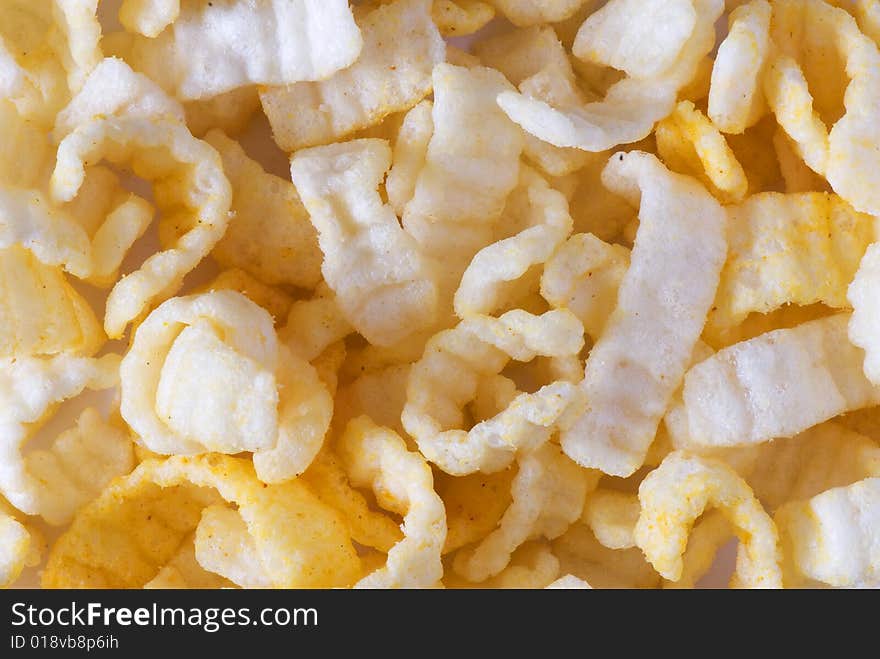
[338, 417, 446, 588]
[437, 468, 515, 554]
[488, 0, 593, 26]
[772, 127, 832, 193]
[203, 129, 322, 289]
[455, 166, 572, 319]
[776, 477, 880, 587]
[193, 504, 272, 588]
[184, 86, 260, 138]
[848, 242, 880, 384]
[744, 421, 880, 511]
[764, 0, 880, 215]
[497, 0, 724, 152]
[485, 542, 560, 588]
[120, 291, 332, 483]
[707, 0, 771, 134]
[540, 233, 630, 340]
[335, 365, 411, 438]
[0, 497, 40, 588]
[260, 0, 444, 152]
[386, 100, 433, 216]
[118, 0, 179, 38]
[200, 269, 294, 324]
[432, 0, 495, 36]
[453, 443, 598, 582]
[560, 152, 727, 477]
[43, 455, 361, 588]
[581, 489, 639, 550]
[668, 314, 880, 450]
[0, 246, 104, 358]
[52, 116, 232, 338]
[708, 192, 875, 339]
[474, 26, 590, 176]
[401, 64, 523, 307]
[290, 138, 439, 347]
[573, 0, 696, 80]
[402, 309, 585, 476]
[144, 532, 231, 589]
[635, 451, 782, 588]
[119, 0, 363, 101]
[662, 511, 733, 589]
[300, 446, 402, 553]
[279, 287, 353, 362]
[0, 353, 120, 518]
[655, 100, 749, 203]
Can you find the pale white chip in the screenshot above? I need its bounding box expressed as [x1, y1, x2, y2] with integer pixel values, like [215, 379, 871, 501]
[545, 574, 592, 589]
[708, 0, 771, 134]
[581, 490, 640, 550]
[278, 286, 353, 362]
[194, 505, 272, 588]
[0, 508, 32, 587]
[119, 0, 180, 38]
[560, 152, 727, 477]
[119, 0, 364, 100]
[290, 139, 438, 347]
[497, 0, 723, 152]
[339, 417, 446, 588]
[636, 451, 782, 588]
[776, 477, 880, 587]
[488, 0, 593, 27]
[260, 0, 444, 151]
[453, 443, 599, 582]
[848, 242, 880, 384]
[668, 313, 880, 450]
[386, 100, 433, 216]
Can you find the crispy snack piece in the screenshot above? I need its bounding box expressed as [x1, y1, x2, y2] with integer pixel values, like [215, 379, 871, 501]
[43, 455, 361, 588]
[203, 130, 321, 289]
[560, 152, 727, 477]
[437, 468, 515, 554]
[848, 242, 880, 384]
[655, 100, 749, 203]
[118, 0, 180, 38]
[339, 417, 446, 588]
[432, 0, 495, 36]
[708, 0, 771, 134]
[0, 353, 121, 519]
[290, 139, 438, 347]
[118, 0, 363, 101]
[453, 443, 598, 582]
[402, 309, 585, 476]
[709, 192, 874, 339]
[279, 286, 353, 362]
[776, 477, 880, 587]
[763, 0, 880, 215]
[496, 0, 724, 152]
[581, 490, 640, 550]
[260, 0, 444, 152]
[487, 0, 594, 26]
[199, 269, 294, 324]
[386, 100, 433, 216]
[0, 497, 41, 588]
[120, 291, 332, 484]
[51, 116, 232, 338]
[668, 313, 880, 450]
[635, 451, 782, 588]
[454, 166, 573, 319]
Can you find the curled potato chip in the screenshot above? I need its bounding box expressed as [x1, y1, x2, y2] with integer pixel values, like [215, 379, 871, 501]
[201, 269, 294, 324]
[339, 417, 446, 588]
[773, 127, 832, 193]
[118, 0, 179, 38]
[708, 0, 771, 134]
[52, 116, 232, 338]
[497, 0, 723, 152]
[43, 455, 361, 588]
[708, 192, 874, 339]
[669, 313, 880, 450]
[120, 291, 332, 483]
[0, 353, 120, 518]
[776, 477, 880, 587]
[401, 64, 523, 305]
[745, 421, 880, 511]
[764, 0, 880, 215]
[432, 0, 495, 36]
[290, 139, 438, 347]
[453, 443, 598, 582]
[486, 542, 560, 588]
[454, 166, 573, 319]
[581, 489, 639, 550]
[662, 510, 733, 589]
[635, 451, 782, 588]
[560, 152, 727, 477]
[402, 309, 585, 476]
[119, 0, 363, 101]
[475, 26, 590, 176]
[193, 504, 273, 588]
[203, 129, 321, 289]
[54, 57, 184, 141]
[655, 100, 749, 203]
[260, 0, 444, 152]
[0, 246, 103, 358]
[279, 286, 353, 362]
[386, 100, 433, 216]
[848, 242, 880, 384]
[540, 232, 630, 340]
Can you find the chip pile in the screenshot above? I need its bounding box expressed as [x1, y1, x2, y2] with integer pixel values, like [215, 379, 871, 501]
[3, 0, 880, 589]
